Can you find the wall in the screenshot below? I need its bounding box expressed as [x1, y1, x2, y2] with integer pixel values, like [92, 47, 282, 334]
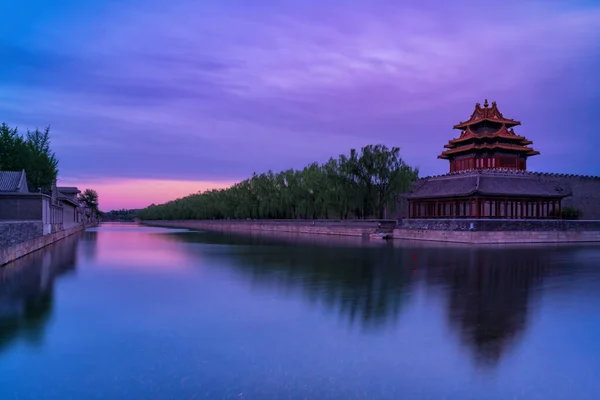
[0, 193, 48, 220]
[143, 219, 600, 244]
[551, 175, 600, 220]
[143, 219, 390, 237]
[62, 203, 78, 229]
[0, 222, 95, 266]
[393, 229, 600, 244]
[0, 222, 43, 248]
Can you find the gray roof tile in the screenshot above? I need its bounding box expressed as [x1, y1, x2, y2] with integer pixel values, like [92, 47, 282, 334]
[0, 170, 28, 193]
[404, 170, 572, 199]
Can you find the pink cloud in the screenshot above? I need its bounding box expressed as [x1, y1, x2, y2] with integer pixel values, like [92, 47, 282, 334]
[58, 177, 234, 211]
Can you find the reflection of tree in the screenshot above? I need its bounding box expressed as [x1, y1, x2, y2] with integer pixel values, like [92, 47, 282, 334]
[165, 230, 566, 366]
[167, 231, 413, 331]
[0, 232, 82, 353]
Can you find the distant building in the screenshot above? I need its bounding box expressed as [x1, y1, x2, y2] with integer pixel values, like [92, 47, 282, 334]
[404, 100, 572, 219]
[57, 186, 80, 202]
[1, 171, 86, 243]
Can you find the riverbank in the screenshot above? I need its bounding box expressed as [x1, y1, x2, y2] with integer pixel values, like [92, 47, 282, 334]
[142, 219, 600, 244]
[142, 219, 386, 237]
[0, 222, 97, 266]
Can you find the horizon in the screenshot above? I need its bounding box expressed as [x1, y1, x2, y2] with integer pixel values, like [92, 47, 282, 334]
[2, 0, 599, 211]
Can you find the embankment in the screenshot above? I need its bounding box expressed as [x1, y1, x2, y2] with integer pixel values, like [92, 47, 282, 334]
[143, 219, 387, 237]
[143, 219, 600, 244]
[0, 222, 96, 266]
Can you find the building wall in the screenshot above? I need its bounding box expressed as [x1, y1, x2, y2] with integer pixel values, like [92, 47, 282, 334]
[62, 203, 78, 229]
[0, 194, 49, 221]
[548, 175, 600, 220]
[404, 173, 600, 220]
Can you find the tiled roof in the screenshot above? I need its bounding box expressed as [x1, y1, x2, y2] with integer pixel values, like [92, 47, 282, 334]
[57, 186, 80, 194]
[0, 170, 29, 193]
[58, 194, 79, 207]
[438, 142, 540, 158]
[404, 170, 572, 199]
[453, 100, 521, 129]
[445, 125, 532, 147]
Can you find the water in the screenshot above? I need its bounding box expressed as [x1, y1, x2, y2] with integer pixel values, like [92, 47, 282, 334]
[1, 223, 600, 399]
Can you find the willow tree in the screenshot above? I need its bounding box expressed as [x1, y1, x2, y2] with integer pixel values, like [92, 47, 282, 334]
[138, 144, 419, 221]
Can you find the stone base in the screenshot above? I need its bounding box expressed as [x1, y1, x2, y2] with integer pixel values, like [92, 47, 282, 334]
[143, 219, 600, 245]
[393, 229, 600, 244]
[0, 223, 96, 266]
[144, 220, 376, 237]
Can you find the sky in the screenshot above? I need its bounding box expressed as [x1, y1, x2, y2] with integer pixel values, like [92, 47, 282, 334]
[1, 0, 599, 211]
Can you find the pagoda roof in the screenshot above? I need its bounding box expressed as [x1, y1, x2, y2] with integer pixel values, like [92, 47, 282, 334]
[453, 100, 521, 129]
[444, 125, 532, 148]
[438, 143, 540, 159]
[403, 170, 571, 200]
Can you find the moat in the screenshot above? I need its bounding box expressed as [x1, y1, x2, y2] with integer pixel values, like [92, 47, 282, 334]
[1, 223, 600, 399]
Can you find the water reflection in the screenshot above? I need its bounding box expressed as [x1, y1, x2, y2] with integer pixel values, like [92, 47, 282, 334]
[419, 246, 555, 366]
[0, 233, 82, 352]
[168, 231, 413, 331]
[167, 230, 585, 366]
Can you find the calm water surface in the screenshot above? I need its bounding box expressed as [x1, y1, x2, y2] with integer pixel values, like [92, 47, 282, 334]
[1, 223, 600, 399]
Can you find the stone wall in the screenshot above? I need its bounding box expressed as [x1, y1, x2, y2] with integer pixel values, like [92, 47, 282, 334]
[143, 219, 600, 244]
[0, 222, 44, 248]
[551, 175, 600, 219]
[401, 219, 600, 232]
[393, 229, 600, 244]
[143, 219, 391, 237]
[0, 193, 48, 220]
[0, 222, 95, 266]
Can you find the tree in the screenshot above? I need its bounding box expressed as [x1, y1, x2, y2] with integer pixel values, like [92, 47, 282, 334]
[25, 127, 59, 192]
[0, 123, 59, 192]
[78, 189, 100, 214]
[137, 144, 419, 221]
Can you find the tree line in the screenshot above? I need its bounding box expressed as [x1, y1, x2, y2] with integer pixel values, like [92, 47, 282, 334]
[138, 144, 419, 220]
[102, 209, 140, 221]
[0, 123, 58, 192]
[1, 122, 100, 212]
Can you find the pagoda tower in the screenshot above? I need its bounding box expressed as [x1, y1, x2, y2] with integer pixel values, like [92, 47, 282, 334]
[439, 99, 540, 173]
[402, 100, 571, 220]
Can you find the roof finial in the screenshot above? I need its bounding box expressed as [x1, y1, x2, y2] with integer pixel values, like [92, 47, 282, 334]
[483, 99, 489, 108]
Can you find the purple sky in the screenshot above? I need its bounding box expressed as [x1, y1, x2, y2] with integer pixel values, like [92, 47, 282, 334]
[2, 0, 600, 210]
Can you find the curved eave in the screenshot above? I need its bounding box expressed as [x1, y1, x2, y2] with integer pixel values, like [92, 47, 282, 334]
[438, 145, 540, 158]
[453, 118, 521, 129]
[448, 133, 532, 145]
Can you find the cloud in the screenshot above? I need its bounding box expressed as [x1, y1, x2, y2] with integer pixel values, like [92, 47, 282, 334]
[2, 0, 600, 208]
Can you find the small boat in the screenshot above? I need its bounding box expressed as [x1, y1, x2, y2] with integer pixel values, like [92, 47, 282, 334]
[370, 232, 389, 240]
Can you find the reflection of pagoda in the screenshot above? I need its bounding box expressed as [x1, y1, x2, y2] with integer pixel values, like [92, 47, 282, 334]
[445, 250, 547, 366]
[415, 245, 552, 367]
[404, 100, 571, 219]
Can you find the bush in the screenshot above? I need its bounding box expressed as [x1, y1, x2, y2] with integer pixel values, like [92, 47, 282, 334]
[561, 206, 582, 220]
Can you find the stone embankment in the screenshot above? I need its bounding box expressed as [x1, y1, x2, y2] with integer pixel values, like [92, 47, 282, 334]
[0, 222, 96, 266]
[144, 219, 600, 244]
[144, 219, 390, 237]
